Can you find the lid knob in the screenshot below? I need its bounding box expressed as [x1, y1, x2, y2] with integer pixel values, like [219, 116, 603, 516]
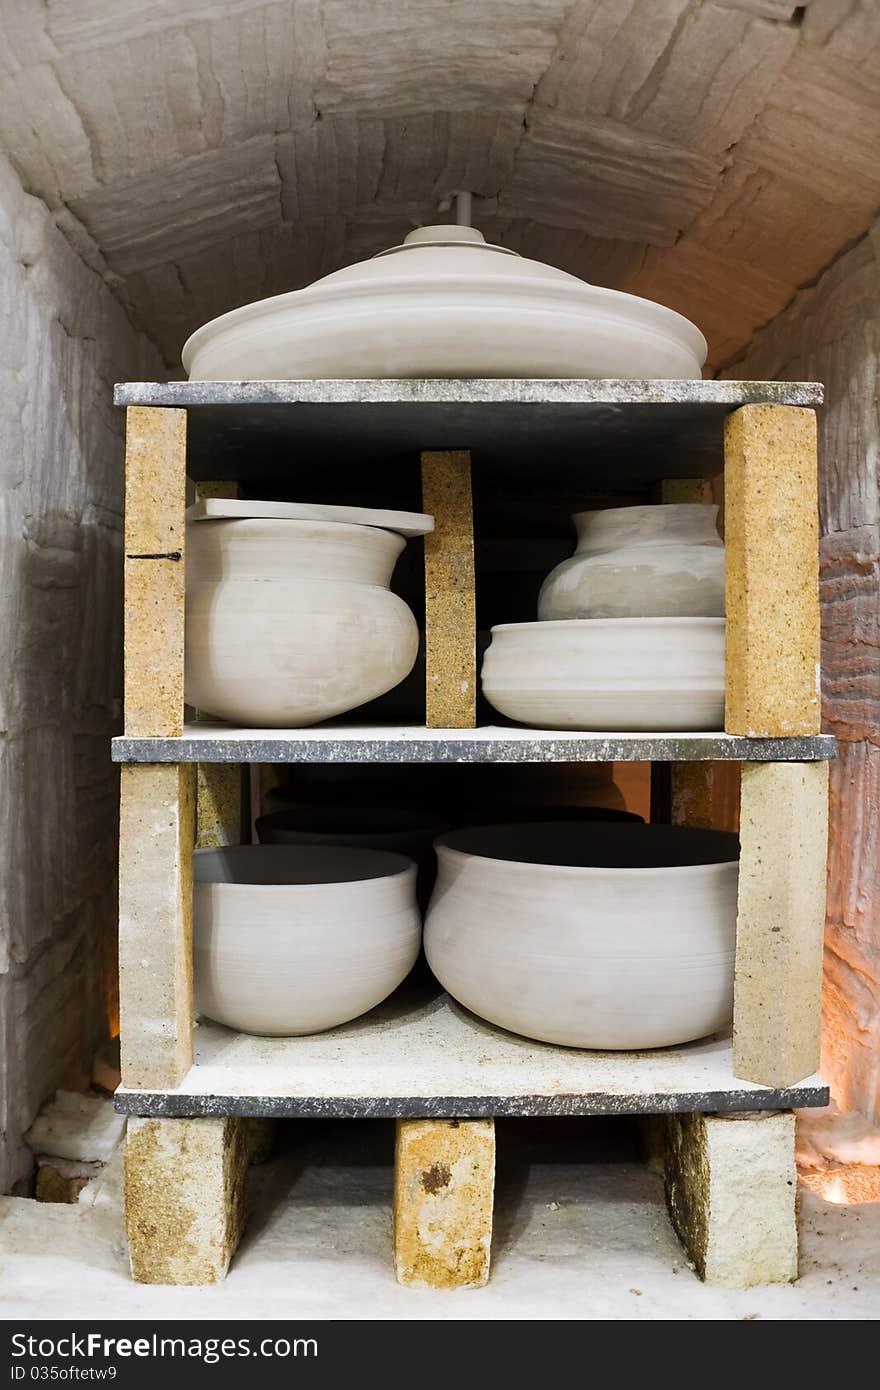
[403, 225, 487, 246]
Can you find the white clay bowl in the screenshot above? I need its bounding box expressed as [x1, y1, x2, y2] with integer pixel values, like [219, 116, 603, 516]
[185, 516, 420, 726]
[424, 822, 739, 1049]
[194, 845, 420, 1036]
[481, 617, 725, 731]
[182, 224, 706, 381]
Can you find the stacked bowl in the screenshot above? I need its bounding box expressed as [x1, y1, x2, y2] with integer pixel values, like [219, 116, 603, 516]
[481, 503, 726, 731]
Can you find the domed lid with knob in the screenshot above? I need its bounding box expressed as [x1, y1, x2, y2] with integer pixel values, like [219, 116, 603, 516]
[183, 218, 707, 381]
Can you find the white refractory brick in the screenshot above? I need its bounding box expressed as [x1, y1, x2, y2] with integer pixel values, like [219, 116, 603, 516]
[25, 1090, 126, 1164]
[0, 149, 163, 1195]
[664, 1111, 797, 1287]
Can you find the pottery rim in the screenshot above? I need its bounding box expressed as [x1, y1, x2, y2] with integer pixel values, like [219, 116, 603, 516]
[193, 843, 416, 887]
[489, 615, 725, 633]
[433, 822, 740, 873]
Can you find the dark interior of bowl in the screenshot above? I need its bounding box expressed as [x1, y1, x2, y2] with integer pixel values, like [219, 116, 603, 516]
[194, 844, 413, 885]
[255, 805, 447, 837]
[459, 803, 643, 827]
[437, 822, 739, 869]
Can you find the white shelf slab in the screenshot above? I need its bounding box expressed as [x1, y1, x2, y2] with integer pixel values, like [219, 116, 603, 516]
[112, 723, 836, 764]
[115, 988, 828, 1118]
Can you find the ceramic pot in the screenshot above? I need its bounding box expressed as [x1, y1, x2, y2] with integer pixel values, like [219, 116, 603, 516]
[424, 822, 739, 1049]
[255, 804, 448, 910]
[182, 224, 706, 381]
[194, 845, 420, 1036]
[185, 517, 420, 726]
[481, 617, 725, 731]
[538, 504, 725, 621]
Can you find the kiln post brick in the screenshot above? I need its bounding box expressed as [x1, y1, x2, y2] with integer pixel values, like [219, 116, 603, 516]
[421, 450, 477, 728]
[393, 1118, 495, 1288]
[733, 760, 829, 1087]
[724, 405, 820, 736]
[118, 763, 196, 1090]
[664, 1110, 797, 1287]
[125, 1116, 250, 1285]
[124, 406, 187, 738]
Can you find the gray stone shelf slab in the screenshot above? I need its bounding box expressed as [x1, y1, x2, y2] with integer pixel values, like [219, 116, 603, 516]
[113, 379, 823, 485]
[114, 379, 823, 408]
[111, 724, 837, 764]
[113, 989, 829, 1119]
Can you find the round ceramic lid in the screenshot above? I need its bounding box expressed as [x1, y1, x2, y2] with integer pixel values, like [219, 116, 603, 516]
[182, 223, 708, 380]
[186, 497, 434, 538]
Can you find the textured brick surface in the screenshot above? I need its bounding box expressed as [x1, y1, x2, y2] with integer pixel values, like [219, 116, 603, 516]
[665, 1111, 797, 1288]
[734, 762, 829, 1087]
[393, 1119, 495, 1288]
[125, 1116, 249, 1285]
[724, 405, 821, 736]
[124, 406, 187, 738]
[421, 451, 476, 729]
[118, 763, 196, 1090]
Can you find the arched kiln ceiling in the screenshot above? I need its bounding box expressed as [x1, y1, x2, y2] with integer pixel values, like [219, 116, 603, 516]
[2, 0, 879, 371]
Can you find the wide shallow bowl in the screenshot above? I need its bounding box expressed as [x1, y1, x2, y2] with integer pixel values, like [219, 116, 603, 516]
[183, 224, 707, 381]
[424, 823, 739, 1049]
[255, 804, 448, 909]
[194, 845, 420, 1036]
[481, 617, 725, 731]
[185, 516, 419, 726]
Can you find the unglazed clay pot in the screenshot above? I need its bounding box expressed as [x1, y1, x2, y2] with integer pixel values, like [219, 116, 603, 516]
[424, 823, 739, 1049]
[481, 617, 725, 731]
[538, 504, 725, 621]
[194, 845, 420, 1036]
[185, 517, 420, 726]
[182, 225, 706, 381]
[255, 805, 448, 910]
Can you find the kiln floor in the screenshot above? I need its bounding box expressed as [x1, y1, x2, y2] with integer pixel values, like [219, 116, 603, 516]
[0, 1118, 876, 1320]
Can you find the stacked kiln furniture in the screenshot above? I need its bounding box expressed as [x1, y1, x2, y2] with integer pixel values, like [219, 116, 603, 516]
[112, 213, 831, 1292]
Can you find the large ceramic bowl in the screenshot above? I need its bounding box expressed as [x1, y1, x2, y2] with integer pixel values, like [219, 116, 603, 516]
[182, 225, 707, 381]
[481, 617, 725, 731]
[424, 823, 739, 1049]
[185, 515, 420, 726]
[538, 504, 725, 620]
[194, 845, 420, 1036]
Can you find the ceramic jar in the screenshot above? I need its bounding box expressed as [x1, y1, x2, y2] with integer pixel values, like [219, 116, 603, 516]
[481, 616, 725, 731]
[183, 225, 707, 381]
[185, 518, 420, 726]
[194, 845, 420, 1036]
[424, 823, 739, 1049]
[538, 504, 725, 621]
